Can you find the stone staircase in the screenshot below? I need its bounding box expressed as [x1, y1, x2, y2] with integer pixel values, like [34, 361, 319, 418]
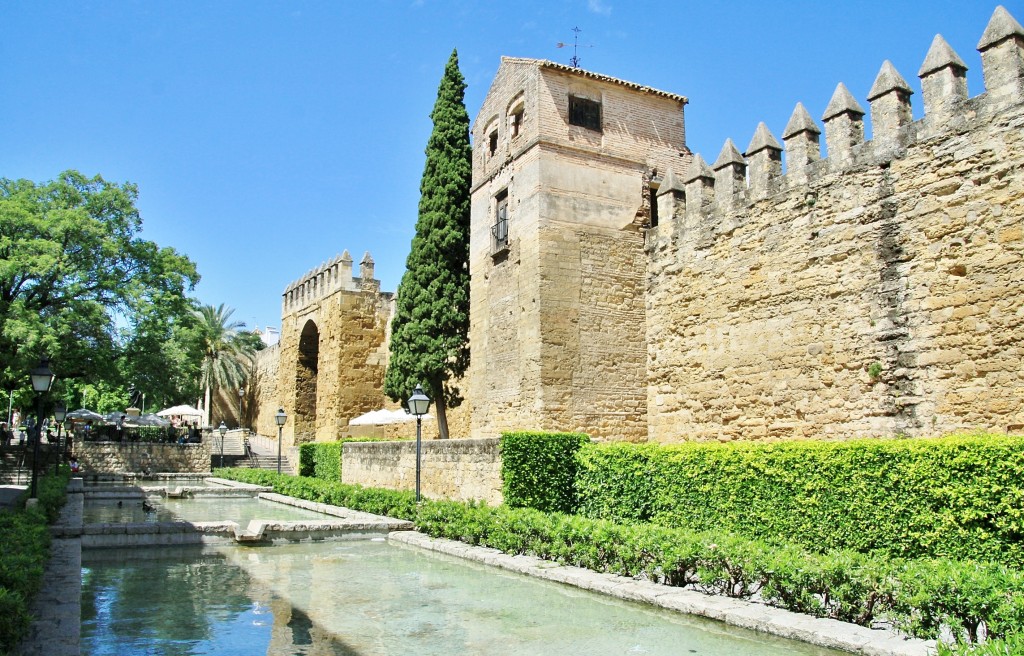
[247, 453, 293, 474]
[0, 448, 29, 484]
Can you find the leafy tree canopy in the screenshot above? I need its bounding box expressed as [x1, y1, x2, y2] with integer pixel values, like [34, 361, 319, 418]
[384, 49, 472, 439]
[0, 170, 199, 411]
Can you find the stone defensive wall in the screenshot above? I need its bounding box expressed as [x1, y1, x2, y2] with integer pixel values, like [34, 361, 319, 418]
[341, 438, 503, 505]
[646, 7, 1024, 441]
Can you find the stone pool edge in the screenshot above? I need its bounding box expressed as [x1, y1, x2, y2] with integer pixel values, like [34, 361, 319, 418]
[387, 531, 936, 656]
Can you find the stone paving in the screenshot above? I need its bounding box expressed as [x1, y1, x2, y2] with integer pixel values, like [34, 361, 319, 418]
[15, 479, 83, 656]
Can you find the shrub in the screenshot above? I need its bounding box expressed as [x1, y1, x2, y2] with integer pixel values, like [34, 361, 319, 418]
[0, 471, 67, 654]
[298, 442, 342, 480]
[890, 559, 1024, 643]
[937, 632, 1024, 655]
[761, 548, 897, 624]
[500, 431, 588, 514]
[575, 433, 1024, 565]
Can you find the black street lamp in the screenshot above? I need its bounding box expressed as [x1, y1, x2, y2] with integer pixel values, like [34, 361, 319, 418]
[275, 408, 287, 474]
[29, 357, 55, 499]
[237, 387, 245, 430]
[52, 402, 66, 475]
[218, 421, 227, 468]
[408, 384, 431, 502]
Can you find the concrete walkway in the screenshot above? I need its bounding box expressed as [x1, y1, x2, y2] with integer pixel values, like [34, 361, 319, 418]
[15, 479, 82, 656]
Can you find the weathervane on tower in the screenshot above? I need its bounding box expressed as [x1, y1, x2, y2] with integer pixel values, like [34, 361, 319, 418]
[556, 26, 593, 68]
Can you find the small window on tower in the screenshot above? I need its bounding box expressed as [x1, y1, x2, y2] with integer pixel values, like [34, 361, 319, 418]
[569, 95, 601, 132]
[488, 130, 498, 157]
[492, 189, 509, 256]
[649, 182, 660, 228]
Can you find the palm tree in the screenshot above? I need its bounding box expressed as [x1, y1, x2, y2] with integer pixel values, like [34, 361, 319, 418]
[193, 304, 252, 427]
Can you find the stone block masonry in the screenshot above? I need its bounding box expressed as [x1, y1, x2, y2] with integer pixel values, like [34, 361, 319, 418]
[646, 6, 1024, 441]
[76, 442, 212, 474]
[342, 438, 503, 505]
[469, 57, 688, 441]
[273, 250, 394, 446]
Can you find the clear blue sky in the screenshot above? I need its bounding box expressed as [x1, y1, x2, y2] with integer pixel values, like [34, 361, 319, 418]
[3, 1, 1019, 333]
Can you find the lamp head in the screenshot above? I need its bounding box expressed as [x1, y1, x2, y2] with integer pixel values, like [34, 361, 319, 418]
[53, 403, 66, 422]
[275, 408, 287, 427]
[30, 357, 55, 393]
[407, 384, 431, 417]
[218, 421, 227, 435]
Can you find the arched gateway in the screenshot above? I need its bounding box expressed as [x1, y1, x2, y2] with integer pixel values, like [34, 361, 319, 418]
[259, 250, 394, 446]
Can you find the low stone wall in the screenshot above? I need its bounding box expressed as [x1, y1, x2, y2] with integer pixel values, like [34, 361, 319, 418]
[76, 442, 212, 474]
[342, 438, 503, 505]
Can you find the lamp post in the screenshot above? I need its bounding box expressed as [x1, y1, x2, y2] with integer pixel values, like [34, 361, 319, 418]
[52, 402, 66, 475]
[237, 387, 245, 430]
[407, 384, 431, 502]
[218, 421, 227, 468]
[29, 357, 55, 500]
[275, 408, 287, 474]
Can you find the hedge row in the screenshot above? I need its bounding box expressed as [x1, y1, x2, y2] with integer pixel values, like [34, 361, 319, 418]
[574, 433, 1024, 566]
[500, 431, 588, 513]
[0, 470, 69, 655]
[216, 468, 1024, 645]
[298, 437, 407, 481]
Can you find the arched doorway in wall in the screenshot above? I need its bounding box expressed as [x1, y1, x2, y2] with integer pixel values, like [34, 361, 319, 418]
[294, 320, 319, 443]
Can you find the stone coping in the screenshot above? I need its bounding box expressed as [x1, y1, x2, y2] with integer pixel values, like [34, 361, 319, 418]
[387, 531, 936, 656]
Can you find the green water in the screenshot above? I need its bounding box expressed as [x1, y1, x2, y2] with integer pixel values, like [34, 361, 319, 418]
[81, 541, 848, 656]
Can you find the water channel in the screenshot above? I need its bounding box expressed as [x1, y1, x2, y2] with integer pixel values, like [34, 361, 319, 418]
[79, 487, 850, 655]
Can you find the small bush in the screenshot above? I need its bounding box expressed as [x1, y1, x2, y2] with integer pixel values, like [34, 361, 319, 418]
[890, 559, 1024, 643]
[937, 632, 1024, 655]
[0, 470, 67, 654]
[500, 431, 588, 513]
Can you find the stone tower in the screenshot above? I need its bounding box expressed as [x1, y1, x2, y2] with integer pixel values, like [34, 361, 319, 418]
[276, 251, 393, 444]
[468, 58, 690, 440]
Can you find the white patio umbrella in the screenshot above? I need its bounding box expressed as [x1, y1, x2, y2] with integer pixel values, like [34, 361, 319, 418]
[156, 404, 203, 418]
[349, 408, 430, 425]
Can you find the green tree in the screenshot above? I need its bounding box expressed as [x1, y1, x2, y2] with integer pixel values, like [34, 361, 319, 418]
[193, 303, 253, 426]
[384, 49, 472, 439]
[0, 171, 197, 403]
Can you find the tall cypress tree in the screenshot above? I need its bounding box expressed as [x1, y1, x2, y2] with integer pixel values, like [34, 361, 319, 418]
[384, 49, 471, 439]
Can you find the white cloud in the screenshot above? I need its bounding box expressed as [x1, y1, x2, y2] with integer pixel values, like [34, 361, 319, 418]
[587, 0, 612, 16]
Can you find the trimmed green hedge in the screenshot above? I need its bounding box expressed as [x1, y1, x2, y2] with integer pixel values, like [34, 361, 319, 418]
[214, 467, 1024, 645]
[575, 433, 1024, 566]
[500, 431, 588, 513]
[298, 437, 406, 481]
[0, 471, 69, 654]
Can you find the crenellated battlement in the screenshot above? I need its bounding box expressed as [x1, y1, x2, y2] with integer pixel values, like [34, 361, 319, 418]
[653, 6, 1024, 227]
[644, 5, 1024, 442]
[281, 249, 383, 315]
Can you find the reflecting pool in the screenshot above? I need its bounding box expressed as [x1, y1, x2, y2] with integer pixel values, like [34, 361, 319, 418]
[82, 541, 848, 656]
[83, 496, 333, 525]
